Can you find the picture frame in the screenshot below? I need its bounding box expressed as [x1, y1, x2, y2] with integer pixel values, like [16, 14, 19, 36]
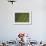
[12, 11, 32, 25]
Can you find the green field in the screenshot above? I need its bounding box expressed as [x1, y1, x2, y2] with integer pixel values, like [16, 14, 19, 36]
[15, 13, 29, 22]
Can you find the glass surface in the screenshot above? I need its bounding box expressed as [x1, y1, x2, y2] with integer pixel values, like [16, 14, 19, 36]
[15, 13, 29, 22]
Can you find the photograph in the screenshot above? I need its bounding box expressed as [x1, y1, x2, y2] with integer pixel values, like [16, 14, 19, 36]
[13, 11, 32, 25]
[15, 13, 29, 22]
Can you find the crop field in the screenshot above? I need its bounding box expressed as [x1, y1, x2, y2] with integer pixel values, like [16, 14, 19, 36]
[15, 13, 29, 22]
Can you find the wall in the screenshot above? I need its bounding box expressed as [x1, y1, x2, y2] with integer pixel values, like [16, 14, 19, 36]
[0, 0, 46, 42]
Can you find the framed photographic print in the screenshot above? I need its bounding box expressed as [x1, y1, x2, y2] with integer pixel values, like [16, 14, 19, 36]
[13, 11, 32, 25]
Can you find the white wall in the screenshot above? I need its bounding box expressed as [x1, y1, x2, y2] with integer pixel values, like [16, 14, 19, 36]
[0, 0, 46, 42]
